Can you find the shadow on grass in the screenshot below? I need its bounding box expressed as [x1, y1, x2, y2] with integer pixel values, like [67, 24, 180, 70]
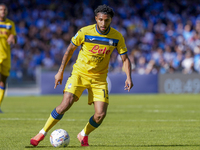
[25, 145, 82, 148]
[90, 144, 200, 147]
[25, 144, 200, 148]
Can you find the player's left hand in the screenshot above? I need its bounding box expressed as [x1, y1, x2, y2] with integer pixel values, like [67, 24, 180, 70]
[124, 79, 133, 92]
[7, 35, 15, 45]
[54, 71, 63, 89]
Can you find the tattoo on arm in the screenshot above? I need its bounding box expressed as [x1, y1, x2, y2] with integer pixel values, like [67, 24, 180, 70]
[59, 45, 76, 72]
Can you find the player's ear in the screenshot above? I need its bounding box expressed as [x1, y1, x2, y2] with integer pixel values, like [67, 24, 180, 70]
[95, 16, 98, 22]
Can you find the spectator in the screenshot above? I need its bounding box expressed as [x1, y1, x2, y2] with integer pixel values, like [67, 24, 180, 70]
[181, 51, 194, 74]
[2, 0, 200, 83]
[136, 56, 146, 75]
[42, 52, 55, 69]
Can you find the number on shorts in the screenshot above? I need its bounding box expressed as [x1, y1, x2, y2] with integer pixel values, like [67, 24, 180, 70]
[102, 89, 108, 99]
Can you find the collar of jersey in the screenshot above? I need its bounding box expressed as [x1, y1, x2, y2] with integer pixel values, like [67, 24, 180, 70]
[95, 25, 110, 35]
[0, 18, 6, 22]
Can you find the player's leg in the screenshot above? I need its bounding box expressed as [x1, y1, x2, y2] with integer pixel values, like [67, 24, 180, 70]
[30, 72, 85, 146]
[30, 92, 78, 146]
[42, 92, 78, 133]
[77, 80, 109, 146]
[0, 73, 8, 113]
[86, 101, 108, 133]
[77, 101, 108, 146]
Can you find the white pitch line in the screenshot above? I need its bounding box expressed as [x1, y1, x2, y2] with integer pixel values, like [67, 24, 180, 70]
[144, 110, 200, 113]
[3, 110, 200, 113]
[0, 118, 199, 122]
[125, 119, 200, 122]
[0, 118, 88, 121]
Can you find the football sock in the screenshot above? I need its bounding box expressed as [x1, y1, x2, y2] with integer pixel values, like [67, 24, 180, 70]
[43, 108, 64, 132]
[0, 86, 5, 107]
[39, 129, 47, 136]
[83, 115, 101, 135]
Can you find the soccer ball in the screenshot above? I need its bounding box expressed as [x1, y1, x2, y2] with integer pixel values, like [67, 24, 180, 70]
[50, 129, 70, 147]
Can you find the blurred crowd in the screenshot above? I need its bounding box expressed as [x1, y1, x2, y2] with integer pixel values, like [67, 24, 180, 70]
[3, 0, 200, 81]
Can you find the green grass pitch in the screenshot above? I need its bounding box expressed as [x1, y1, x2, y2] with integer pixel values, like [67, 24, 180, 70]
[0, 94, 200, 150]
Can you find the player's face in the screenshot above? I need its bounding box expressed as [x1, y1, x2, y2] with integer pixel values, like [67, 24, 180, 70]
[95, 13, 112, 34]
[0, 5, 8, 20]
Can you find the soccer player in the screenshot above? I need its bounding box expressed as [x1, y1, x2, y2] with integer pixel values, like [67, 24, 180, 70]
[30, 4, 133, 146]
[0, 4, 17, 113]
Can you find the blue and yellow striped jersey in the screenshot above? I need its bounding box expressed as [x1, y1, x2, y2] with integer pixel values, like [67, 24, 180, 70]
[0, 18, 16, 62]
[71, 24, 127, 78]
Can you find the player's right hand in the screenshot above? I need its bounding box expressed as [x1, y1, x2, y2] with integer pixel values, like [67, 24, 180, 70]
[54, 72, 63, 89]
[124, 78, 133, 92]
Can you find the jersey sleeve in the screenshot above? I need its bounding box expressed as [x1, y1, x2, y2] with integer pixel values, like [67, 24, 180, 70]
[116, 34, 127, 55]
[71, 28, 85, 47]
[10, 21, 17, 36]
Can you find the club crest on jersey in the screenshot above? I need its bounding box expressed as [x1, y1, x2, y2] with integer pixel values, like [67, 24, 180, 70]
[89, 45, 111, 55]
[68, 83, 72, 89]
[6, 25, 11, 29]
[109, 39, 113, 46]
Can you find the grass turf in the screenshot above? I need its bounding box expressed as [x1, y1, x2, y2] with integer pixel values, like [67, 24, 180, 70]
[0, 94, 200, 150]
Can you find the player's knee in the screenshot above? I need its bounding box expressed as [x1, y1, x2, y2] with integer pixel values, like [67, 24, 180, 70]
[56, 93, 76, 114]
[101, 112, 107, 119]
[94, 111, 107, 123]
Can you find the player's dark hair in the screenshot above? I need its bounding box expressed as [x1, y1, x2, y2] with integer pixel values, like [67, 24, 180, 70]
[94, 4, 114, 18]
[0, 3, 6, 6]
[0, 3, 7, 9]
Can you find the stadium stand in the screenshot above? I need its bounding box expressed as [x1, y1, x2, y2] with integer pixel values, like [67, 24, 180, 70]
[2, 0, 200, 85]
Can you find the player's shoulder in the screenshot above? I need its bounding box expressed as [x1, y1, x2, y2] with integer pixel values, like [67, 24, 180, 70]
[5, 18, 15, 24]
[110, 27, 123, 37]
[79, 24, 96, 33]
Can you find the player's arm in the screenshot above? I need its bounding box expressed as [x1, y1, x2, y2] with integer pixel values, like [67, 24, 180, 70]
[54, 43, 77, 89]
[7, 34, 17, 45]
[8, 21, 17, 45]
[120, 53, 133, 92]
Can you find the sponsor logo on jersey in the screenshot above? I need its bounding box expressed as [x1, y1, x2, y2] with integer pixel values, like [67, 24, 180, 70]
[0, 31, 8, 35]
[89, 38, 95, 41]
[89, 45, 110, 55]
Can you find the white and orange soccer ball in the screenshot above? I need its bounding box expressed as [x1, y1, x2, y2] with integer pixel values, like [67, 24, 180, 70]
[50, 129, 70, 147]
